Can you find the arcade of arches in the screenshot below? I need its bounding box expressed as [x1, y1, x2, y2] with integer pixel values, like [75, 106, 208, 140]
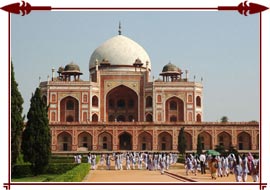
[52, 123, 259, 152]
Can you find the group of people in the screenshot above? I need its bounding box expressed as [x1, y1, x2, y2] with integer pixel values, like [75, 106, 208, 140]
[184, 152, 259, 182]
[77, 152, 178, 174]
[75, 151, 259, 182]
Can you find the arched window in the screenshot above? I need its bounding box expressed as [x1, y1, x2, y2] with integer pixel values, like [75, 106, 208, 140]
[170, 101, 177, 110]
[92, 114, 98, 122]
[99, 132, 112, 150]
[196, 114, 202, 122]
[196, 96, 201, 107]
[106, 85, 138, 123]
[166, 97, 184, 122]
[146, 96, 153, 108]
[237, 132, 251, 150]
[66, 100, 74, 110]
[60, 96, 79, 122]
[92, 96, 98, 107]
[218, 132, 232, 149]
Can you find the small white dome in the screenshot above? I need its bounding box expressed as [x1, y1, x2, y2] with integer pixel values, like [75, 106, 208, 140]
[89, 35, 151, 71]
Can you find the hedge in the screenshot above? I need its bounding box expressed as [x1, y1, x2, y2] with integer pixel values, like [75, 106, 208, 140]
[12, 164, 33, 177]
[50, 156, 88, 163]
[51, 163, 90, 182]
[12, 163, 78, 177]
[46, 163, 78, 174]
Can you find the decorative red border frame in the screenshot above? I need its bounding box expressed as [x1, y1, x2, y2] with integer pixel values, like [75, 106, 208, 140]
[0, 1, 268, 16]
[2, 1, 268, 190]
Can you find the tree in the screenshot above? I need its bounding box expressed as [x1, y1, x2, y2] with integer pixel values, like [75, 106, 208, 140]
[178, 127, 186, 155]
[11, 62, 24, 173]
[220, 116, 228, 123]
[196, 135, 203, 155]
[228, 145, 239, 156]
[215, 144, 226, 156]
[21, 88, 51, 175]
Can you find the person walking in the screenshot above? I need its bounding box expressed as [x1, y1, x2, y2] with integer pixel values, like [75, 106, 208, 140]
[99, 154, 105, 169]
[106, 154, 111, 170]
[241, 154, 249, 182]
[222, 155, 229, 177]
[250, 154, 259, 182]
[126, 154, 131, 170]
[185, 155, 192, 176]
[209, 156, 218, 179]
[91, 154, 96, 170]
[234, 155, 243, 182]
[160, 156, 166, 174]
[199, 153, 206, 174]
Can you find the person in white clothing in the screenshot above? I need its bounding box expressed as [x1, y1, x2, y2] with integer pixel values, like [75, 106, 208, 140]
[250, 154, 259, 182]
[241, 154, 249, 182]
[199, 153, 206, 174]
[77, 154, 82, 164]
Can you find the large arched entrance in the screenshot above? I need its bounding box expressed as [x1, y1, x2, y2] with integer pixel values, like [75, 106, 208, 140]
[198, 131, 212, 150]
[98, 132, 112, 151]
[165, 97, 184, 122]
[138, 132, 152, 151]
[77, 132, 92, 151]
[106, 85, 138, 122]
[158, 132, 172, 150]
[119, 132, 132, 150]
[237, 132, 251, 150]
[60, 96, 79, 122]
[57, 132, 72, 151]
[217, 131, 232, 150]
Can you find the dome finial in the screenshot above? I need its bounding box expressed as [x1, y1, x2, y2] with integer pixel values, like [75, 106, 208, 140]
[118, 21, 122, 35]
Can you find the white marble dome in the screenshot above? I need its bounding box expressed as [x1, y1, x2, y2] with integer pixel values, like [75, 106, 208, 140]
[89, 35, 151, 71]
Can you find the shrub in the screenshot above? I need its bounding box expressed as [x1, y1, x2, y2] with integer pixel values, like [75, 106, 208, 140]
[12, 163, 78, 177]
[12, 164, 32, 177]
[52, 163, 90, 182]
[50, 157, 74, 163]
[46, 163, 78, 174]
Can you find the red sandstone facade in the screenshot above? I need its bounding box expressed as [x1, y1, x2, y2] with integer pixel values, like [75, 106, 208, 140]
[39, 32, 259, 153]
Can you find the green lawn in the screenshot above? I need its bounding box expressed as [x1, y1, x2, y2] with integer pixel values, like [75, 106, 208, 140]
[12, 174, 58, 182]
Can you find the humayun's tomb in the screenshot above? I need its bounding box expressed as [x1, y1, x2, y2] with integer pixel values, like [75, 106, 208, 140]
[39, 26, 259, 153]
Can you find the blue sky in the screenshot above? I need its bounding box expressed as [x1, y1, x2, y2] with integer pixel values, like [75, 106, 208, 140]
[11, 11, 259, 122]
